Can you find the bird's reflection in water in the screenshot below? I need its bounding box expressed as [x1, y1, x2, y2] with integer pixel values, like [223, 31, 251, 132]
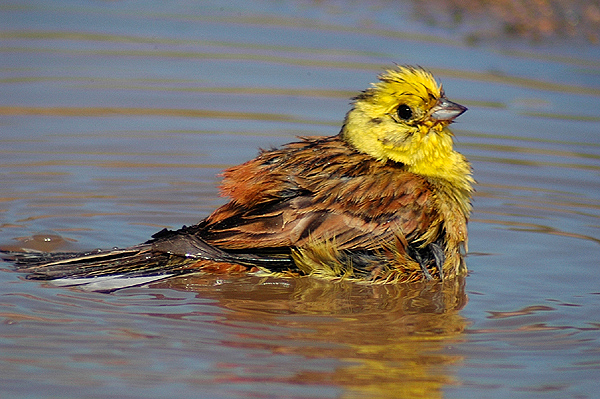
[154, 274, 468, 399]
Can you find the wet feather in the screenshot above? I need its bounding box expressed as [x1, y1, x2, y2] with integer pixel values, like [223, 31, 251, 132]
[5, 65, 473, 285]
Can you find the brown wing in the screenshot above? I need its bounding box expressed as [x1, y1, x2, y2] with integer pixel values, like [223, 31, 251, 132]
[198, 136, 442, 252]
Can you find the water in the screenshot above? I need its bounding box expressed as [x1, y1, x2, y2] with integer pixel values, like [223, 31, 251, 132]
[1, 1, 599, 398]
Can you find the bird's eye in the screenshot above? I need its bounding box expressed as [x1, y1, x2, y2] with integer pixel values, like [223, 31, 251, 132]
[396, 104, 413, 120]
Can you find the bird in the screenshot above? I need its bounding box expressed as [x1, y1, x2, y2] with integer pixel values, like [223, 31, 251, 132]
[7, 65, 473, 286]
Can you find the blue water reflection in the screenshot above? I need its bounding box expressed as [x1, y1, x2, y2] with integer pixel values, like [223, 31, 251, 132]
[1, 1, 599, 398]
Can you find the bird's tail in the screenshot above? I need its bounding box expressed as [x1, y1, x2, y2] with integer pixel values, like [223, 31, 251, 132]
[3, 231, 293, 289]
[7, 245, 170, 280]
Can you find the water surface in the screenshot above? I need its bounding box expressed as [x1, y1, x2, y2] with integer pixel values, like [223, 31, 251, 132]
[1, 1, 599, 398]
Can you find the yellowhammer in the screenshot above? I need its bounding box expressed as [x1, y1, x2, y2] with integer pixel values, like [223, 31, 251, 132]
[10, 65, 473, 285]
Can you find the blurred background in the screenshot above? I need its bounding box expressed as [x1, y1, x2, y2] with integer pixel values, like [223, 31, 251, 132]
[1, 1, 599, 398]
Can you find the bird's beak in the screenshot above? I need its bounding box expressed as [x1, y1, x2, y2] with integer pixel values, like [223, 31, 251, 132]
[430, 97, 467, 122]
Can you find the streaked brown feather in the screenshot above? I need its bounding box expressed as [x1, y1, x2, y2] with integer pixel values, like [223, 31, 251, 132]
[199, 135, 448, 281]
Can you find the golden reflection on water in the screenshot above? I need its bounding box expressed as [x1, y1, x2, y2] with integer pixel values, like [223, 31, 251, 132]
[0, 106, 324, 125]
[155, 275, 468, 399]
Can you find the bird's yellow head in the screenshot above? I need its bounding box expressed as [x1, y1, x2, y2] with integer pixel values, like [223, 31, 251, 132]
[341, 66, 471, 185]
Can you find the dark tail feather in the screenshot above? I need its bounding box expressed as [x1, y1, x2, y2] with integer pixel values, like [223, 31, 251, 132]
[4, 233, 294, 282]
[7, 245, 173, 280]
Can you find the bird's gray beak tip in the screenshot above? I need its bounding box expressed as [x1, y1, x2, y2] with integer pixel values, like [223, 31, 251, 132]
[430, 97, 467, 122]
